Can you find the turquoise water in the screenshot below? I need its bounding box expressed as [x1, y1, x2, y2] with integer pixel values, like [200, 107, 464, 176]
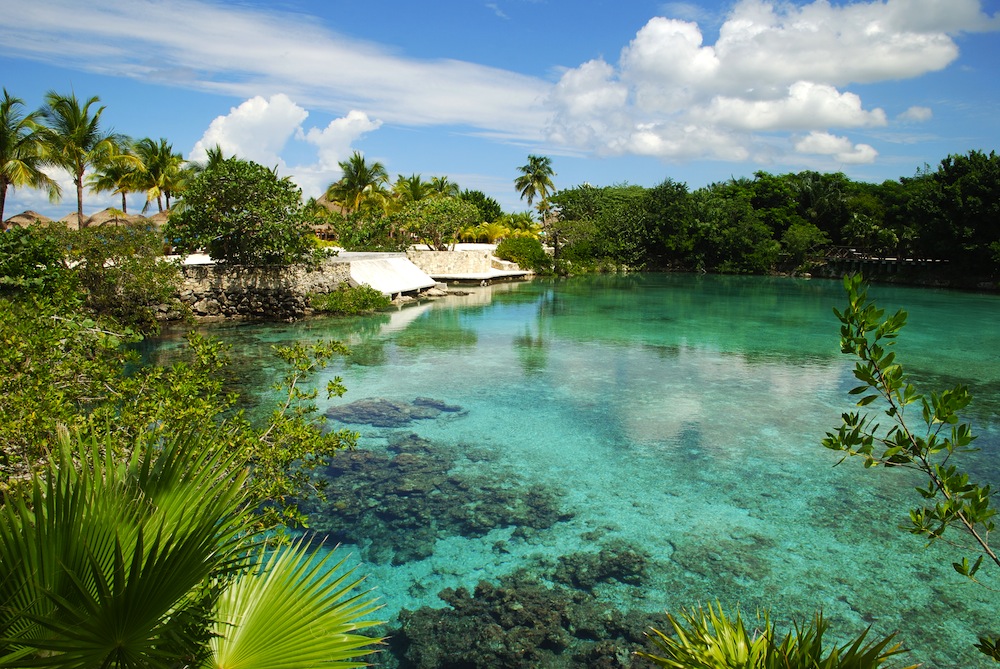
[153, 274, 1000, 667]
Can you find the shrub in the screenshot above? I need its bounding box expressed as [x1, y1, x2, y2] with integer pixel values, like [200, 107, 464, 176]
[638, 602, 915, 669]
[495, 236, 551, 273]
[166, 157, 317, 266]
[311, 283, 391, 315]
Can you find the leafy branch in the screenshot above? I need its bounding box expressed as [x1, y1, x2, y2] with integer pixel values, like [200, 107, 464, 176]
[823, 273, 998, 660]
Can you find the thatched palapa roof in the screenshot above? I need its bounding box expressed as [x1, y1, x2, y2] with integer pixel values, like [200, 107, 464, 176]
[3, 210, 54, 230]
[86, 208, 143, 227]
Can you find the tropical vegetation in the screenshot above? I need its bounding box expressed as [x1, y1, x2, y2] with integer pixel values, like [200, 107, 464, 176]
[165, 156, 322, 266]
[0, 88, 60, 223]
[825, 273, 1000, 661]
[638, 603, 914, 669]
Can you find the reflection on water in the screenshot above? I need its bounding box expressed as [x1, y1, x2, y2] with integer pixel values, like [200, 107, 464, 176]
[145, 274, 1000, 667]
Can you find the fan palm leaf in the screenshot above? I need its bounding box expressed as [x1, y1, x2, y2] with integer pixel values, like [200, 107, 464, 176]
[0, 425, 254, 668]
[205, 539, 383, 669]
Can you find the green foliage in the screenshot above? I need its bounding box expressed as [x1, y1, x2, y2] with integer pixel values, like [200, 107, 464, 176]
[460, 188, 503, 222]
[394, 196, 480, 250]
[0, 291, 357, 530]
[0, 225, 72, 293]
[692, 180, 780, 274]
[63, 223, 183, 332]
[824, 273, 999, 660]
[167, 157, 317, 266]
[638, 603, 914, 669]
[310, 282, 391, 315]
[495, 235, 552, 273]
[0, 425, 254, 667]
[0, 423, 382, 668]
[781, 220, 830, 269]
[208, 538, 382, 669]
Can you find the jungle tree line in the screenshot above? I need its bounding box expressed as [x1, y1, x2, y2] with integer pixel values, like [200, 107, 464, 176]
[549, 151, 1000, 278]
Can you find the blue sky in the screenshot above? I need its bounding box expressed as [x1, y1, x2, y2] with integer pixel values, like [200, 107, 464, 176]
[2, 0, 998, 220]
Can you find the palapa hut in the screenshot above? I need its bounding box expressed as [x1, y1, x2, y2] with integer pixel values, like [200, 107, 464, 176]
[147, 210, 171, 228]
[59, 212, 85, 231]
[86, 208, 143, 227]
[2, 210, 54, 230]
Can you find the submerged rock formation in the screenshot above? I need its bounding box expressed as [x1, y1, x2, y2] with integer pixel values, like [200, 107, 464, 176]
[390, 570, 661, 668]
[306, 433, 572, 565]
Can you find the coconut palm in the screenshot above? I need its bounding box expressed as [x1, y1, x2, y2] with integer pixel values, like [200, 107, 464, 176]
[515, 155, 557, 252]
[514, 155, 555, 210]
[86, 143, 144, 214]
[325, 151, 388, 215]
[134, 137, 186, 212]
[0, 88, 61, 223]
[0, 424, 383, 668]
[393, 173, 433, 204]
[38, 91, 132, 224]
[429, 175, 460, 198]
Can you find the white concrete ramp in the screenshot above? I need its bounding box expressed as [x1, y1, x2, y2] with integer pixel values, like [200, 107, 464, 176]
[348, 256, 437, 296]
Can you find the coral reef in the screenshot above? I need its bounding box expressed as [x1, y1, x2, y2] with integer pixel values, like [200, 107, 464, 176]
[389, 571, 660, 668]
[551, 539, 651, 590]
[306, 432, 573, 564]
[325, 396, 466, 428]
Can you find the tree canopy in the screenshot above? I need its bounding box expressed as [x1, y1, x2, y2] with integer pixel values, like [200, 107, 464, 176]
[167, 156, 317, 266]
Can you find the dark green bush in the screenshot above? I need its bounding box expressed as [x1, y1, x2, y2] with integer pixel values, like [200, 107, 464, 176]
[495, 236, 551, 273]
[310, 283, 391, 315]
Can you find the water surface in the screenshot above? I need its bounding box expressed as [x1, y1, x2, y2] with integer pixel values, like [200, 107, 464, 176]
[152, 274, 1000, 667]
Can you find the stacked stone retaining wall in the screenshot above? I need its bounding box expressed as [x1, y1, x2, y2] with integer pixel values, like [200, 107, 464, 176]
[173, 258, 352, 321]
[406, 249, 495, 275]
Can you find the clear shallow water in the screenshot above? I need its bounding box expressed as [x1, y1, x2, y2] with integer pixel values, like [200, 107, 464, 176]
[151, 274, 1000, 667]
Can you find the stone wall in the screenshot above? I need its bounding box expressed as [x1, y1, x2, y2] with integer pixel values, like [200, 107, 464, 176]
[173, 258, 352, 321]
[407, 249, 512, 274]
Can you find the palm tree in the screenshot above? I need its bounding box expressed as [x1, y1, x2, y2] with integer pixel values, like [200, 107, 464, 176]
[0, 88, 61, 223]
[0, 424, 383, 668]
[134, 137, 185, 212]
[393, 173, 433, 204]
[429, 175, 460, 198]
[86, 142, 143, 214]
[515, 154, 557, 253]
[325, 151, 388, 215]
[514, 154, 556, 211]
[39, 91, 130, 224]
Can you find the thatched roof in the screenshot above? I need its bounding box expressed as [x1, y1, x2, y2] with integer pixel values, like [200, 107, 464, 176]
[86, 208, 143, 227]
[147, 210, 171, 227]
[3, 210, 54, 229]
[59, 212, 85, 231]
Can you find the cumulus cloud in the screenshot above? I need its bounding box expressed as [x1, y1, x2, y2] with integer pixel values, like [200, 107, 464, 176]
[898, 106, 934, 122]
[547, 0, 992, 163]
[301, 111, 382, 171]
[189, 95, 383, 200]
[190, 94, 307, 168]
[794, 131, 878, 164]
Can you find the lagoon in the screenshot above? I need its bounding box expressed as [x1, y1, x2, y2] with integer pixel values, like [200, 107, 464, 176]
[150, 274, 1000, 667]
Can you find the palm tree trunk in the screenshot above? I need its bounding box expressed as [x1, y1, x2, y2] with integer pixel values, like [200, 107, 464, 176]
[121, 192, 128, 214]
[75, 169, 85, 227]
[0, 184, 7, 225]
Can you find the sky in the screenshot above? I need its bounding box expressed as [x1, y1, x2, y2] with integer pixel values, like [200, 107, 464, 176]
[1, 0, 998, 220]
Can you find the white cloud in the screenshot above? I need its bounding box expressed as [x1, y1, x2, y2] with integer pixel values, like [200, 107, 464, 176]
[188, 96, 384, 201]
[702, 82, 887, 131]
[794, 131, 878, 164]
[898, 106, 933, 122]
[0, 0, 550, 139]
[190, 94, 307, 168]
[547, 0, 987, 163]
[301, 111, 382, 171]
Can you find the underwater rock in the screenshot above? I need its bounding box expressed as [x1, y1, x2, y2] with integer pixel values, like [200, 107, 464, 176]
[326, 397, 466, 428]
[552, 540, 651, 591]
[304, 433, 573, 565]
[390, 571, 660, 668]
